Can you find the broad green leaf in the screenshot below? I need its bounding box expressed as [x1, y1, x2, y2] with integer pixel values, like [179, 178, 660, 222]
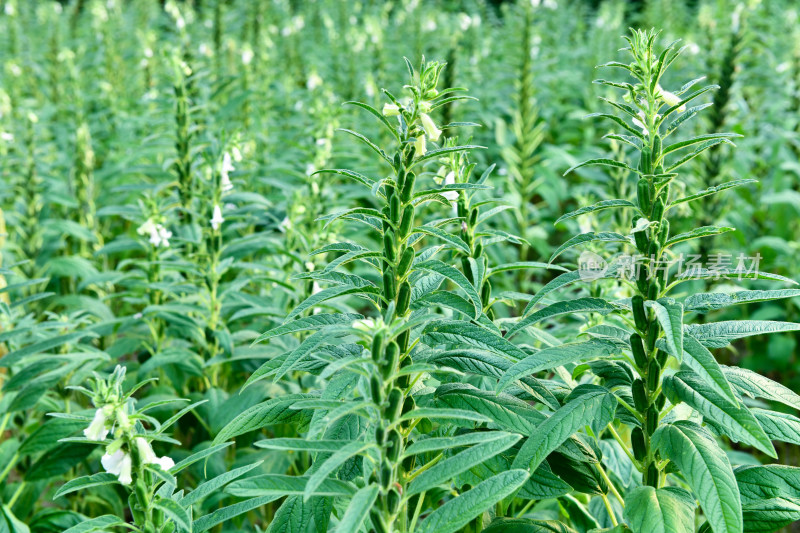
[416, 470, 530, 533]
[555, 200, 638, 225]
[434, 383, 545, 434]
[488, 261, 569, 276]
[396, 407, 493, 426]
[652, 421, 742, 533]
[53, 473, 118, 500]
[334, 484, 379, 533]
[304, 441, 375, 500]
[665, 226, 735, 248]
[226, 474, 354, 498]
[407, 432, 521, 495]
[423, 320, 527, 360]
[213, 394, 313, 445]
[648, 298, 683, 360]
[721, 366, 800, 410]
[254, 438, 355, 453]
[498, 340, 619, 392]
[506, 297, 616, 339]
[564, 159, 640, 176]
[752, 409, 800, 445]
[416, 260, 482, 319]
[403, 431, 513, 458]
[483, 519, 578, 533]
[735, 464, 800, 531]
[681, 334, 737, 403]
[169, 443, 233, 474]
[668, 179, 757, 208]
[62, 516, 129, 533]
[686, 321, 800, 349]
[549, 232, 630, 264]
[180, 461, 264, 507]
[685, 290, 800, 312]
[194, 495, 280, 532]
[663, 372, 775, 456]
[511, 385, 616, 471]
[413, 226, 471, 254]
[152, 498, 191, 533]
[287, 285, 380, 319]
[253, 313, 363, 344]
[624, 486, 696, 533]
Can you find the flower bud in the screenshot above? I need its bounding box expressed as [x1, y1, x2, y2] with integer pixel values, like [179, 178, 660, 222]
[382, 103, 400, 116]
[420, 113, 441, 142]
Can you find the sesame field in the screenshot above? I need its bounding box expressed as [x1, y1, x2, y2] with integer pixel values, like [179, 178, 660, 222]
[1, 1, 800, 532]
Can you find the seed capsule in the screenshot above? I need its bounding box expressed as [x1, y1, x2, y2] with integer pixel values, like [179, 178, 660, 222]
[387, 488, 401, 514]
[398, 205, 414, 238]
[397, 247, 415, 277]
[631, 427, 647, 461]
[658, 220, 670, 246]
[370, 375, 384, 404]
[646, 320, 660, 352]
[397, 281, 411, 315]
[657, 348, 669, 367]
[400, 171, 416, 202]
[472, 242, 483, 258]
[655, 392, 667, 410]
[387, 388, 404, 421]
[371, 331, 384, 359]
[389, 193, 400, 223]
[634, 229, 650, 254]
[468, 207, 478, 227]
[639, 147, 652, 174]
[647, 359, 661, 391]
[481, 280, 492, 303]
[651, 197, 665, 221]
[632, 379, 649, 411]
[637, 178, 652, 213]
[383, 270, 396, 300]
[383, 230, 396, 262]
[632, 296, 648, 331]
[645, 462, 659, 486]
[386, 429, 402, 461]
[630, 333, 648, 368]
[382, 342, 399, 380]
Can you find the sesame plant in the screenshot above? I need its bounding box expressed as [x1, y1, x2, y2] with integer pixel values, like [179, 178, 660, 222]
[515, 29, 800, 533]
[1, 2, 800, 533]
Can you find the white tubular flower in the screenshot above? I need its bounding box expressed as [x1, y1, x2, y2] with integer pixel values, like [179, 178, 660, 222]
[632, 111, 649, 136]
[656, 85, 686, 112]
[221, 152, 235, 192]
[211, 205, 224, 230]
[441, 171, 459, 205]
[102, 449, 133, 485]
[382, 103, 400, 116]
[420, 113, 441, 142]
[137, 219, 156, 237]
[135, 437, 175, 471]
[414, 135, 427, 155]
[83, 408, 109, 441]
[352, 318, 375, 332]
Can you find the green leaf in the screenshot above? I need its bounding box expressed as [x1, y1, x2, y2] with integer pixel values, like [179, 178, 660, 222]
[416, 260, 482, 319]
[685, 321, 800, 349]
[413, 226, 471, 255]
[511, 385, 616, 471]
[668, 179, 757, 208]
[681, 334, 737, 404]
[506, 297, 616, 339]
[337, 128, 391, 163]
[194, 496, 280, 532]
[253, 313, 363, 344]
[344, 101, 399, 139]
[61, 516, 129, 533]
[403, 431, 514, 458]
[334, 484, 379, 533]
[549, 232, 630, 264]
[169, 443, 233, 474]
[411, 145, 485, 167]
[407, 432, 521, 495]
[180, 461, 264, 507]
[662, 372, 776, 457]
[416, 470, 530, 533]
[722, 366, 800, 410]
[652, 421, 742, 533]
[685, 290, 800, 312]
[647, 298, 683, 360]
[564, 158, 640, 177]
[213, 394, 313, 445]
[434, 383, 545, 434]
[752, 409, 800, 445]
[53, 473, 118, 500]
[226, 474, 354, 498]
[423, 320, 527, 360]
[498, 340, 619, 392]
[304, 441, 374, 501]
[735, 465, 800, 531]
[664, 226, 735, 248]
[554, 200, 638, 225]
[396, 407, 493, 426]
[483, 519, 578, 533]
[287, 285, 379, 319]
[254, 438, 354, 453]
[624, 486, 696, 533]
[152, 498, 192, 533]
[311, 168, 376, 188]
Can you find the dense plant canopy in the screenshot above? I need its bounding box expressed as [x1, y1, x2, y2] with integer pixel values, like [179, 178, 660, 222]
[0, 1, 799, 533]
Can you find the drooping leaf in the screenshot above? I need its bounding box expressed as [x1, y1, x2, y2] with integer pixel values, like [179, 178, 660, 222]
[624, 486, 696, 533]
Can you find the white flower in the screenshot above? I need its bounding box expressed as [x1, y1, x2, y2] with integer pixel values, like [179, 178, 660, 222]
[383, 103, 400, 116]
[353, 318, 375, 332]
[211, 205, 224, 230]
[135, 437, 175, 471]
[441, 171, 459, 205]
[242, 48, 254, 65]
[420, 114, 441, 142]
[279, 216, 291, 233]
[1, 132, 13, 142]
[221, 152, 235, 192]
[137, 219, 171, 248]
[657, 85, 685, 112]
[137, 219, 156, 237]
[414, 135, 427, 155]
[307, 72, 323, 90]
[102, 449, 133, 485]
[133, 312, 143, 320]
[632, 111, 649, 136]
[83, 408, 109, 441]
